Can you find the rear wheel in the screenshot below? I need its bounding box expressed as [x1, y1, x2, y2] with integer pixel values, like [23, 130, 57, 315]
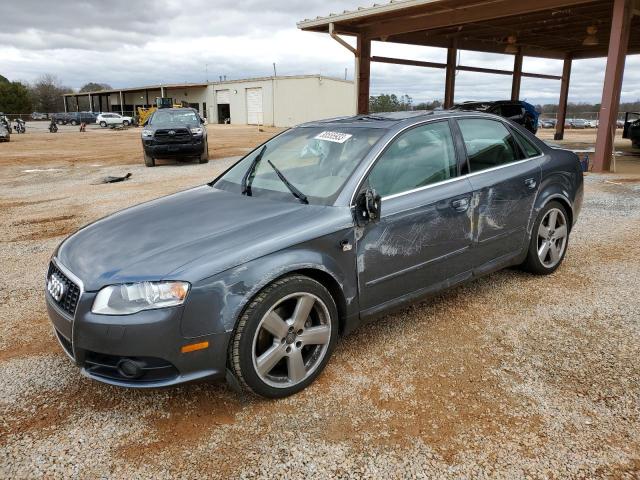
[229, 275, 338, 398]
[522, 201, 569, 275]
[143, 151, 155, 167]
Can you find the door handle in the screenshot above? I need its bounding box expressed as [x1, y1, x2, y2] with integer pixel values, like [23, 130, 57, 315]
[524, 178, 537, 189]
[451, 198, 470, 212]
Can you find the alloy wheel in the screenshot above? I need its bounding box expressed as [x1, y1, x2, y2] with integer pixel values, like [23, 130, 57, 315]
[251, 292, 331, 388]
[537, 207, 568, 268]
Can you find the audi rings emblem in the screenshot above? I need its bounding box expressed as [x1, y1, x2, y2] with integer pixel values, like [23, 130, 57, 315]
[47, 273, 67, 302]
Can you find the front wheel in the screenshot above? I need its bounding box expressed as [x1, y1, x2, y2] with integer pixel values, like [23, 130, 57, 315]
[521, 201, 570, 275]
[123, 120, 130, 126]
[143, 150, 155, 167]
[99, 121, 107, 127]
[199, 141, 209, 163]
[229, 275, 339, 398]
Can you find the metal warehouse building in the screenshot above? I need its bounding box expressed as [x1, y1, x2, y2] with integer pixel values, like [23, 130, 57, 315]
[62, 75, 355, 127]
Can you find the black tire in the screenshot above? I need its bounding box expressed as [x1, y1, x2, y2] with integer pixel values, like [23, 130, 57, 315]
[229, 275, 339, 398]
[199, 141, 209, 163]
[123, 120, 130, 126]
[143, 151, 155, 167]
[70, 120, 78, 126]
[99, 121, 107, 128]
[521, 201, 570, 275]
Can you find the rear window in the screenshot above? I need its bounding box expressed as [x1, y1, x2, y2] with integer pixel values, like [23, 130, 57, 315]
[457, 118, 523, 172]
[512, 129, 541, 158]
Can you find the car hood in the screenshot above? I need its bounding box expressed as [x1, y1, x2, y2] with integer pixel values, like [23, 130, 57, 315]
[57, 186, 350, 291]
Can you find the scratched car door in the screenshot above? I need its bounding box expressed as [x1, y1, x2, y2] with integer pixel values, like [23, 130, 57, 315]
[456, 118, 542, 269]
[356, 121, 474, 315]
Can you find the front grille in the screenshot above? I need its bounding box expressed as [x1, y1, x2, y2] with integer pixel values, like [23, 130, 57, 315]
[153, 128, 191, 143]
[47, 262, 81, 317]
[84, 351, 179, 383]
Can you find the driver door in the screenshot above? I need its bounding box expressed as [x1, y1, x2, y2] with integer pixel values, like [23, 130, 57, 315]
[356, 120, 474, 315]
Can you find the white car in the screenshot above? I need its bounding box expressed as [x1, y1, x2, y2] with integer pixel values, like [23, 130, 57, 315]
[585, 120, 598, 128]
[96, 113, 133, 127]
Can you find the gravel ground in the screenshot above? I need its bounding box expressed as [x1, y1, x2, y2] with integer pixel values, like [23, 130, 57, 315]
[1, 128, 640, 478]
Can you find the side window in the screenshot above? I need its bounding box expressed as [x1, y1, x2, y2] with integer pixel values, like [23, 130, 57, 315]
[367, 121, 457, 198]
[512, 128, 541, 158]
[457, 119, 523, 173]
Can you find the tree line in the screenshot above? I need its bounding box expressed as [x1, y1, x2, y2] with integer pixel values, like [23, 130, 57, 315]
[369, 93, 640, 115]
[0, 73, 111, 114]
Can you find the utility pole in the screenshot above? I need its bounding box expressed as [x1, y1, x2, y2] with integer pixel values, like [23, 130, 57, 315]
[205, 63, 209, 82]
[273, 63, 277, 77]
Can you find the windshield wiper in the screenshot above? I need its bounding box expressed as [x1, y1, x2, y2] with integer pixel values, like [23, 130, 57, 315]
[267, 160, 308, 204]
[241, 145, 266, 196]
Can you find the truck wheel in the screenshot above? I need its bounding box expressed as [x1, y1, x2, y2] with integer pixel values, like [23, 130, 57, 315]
[144, 151, 155, 167]
[199, 141, 209, 163]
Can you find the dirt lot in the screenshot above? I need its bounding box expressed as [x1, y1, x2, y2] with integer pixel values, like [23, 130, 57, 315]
[1, 125, 640, 478]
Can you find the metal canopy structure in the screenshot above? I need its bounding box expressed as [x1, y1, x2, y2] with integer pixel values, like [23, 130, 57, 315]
[298, 0, 640, 172]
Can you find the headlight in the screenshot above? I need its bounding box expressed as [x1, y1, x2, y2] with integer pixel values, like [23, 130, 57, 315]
[190, 127, 203, 135]
[141, 129, 153, 137]
[91, 281, 190, 315]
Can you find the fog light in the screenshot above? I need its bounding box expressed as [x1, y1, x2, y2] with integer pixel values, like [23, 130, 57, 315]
[117, 359, 144, 379]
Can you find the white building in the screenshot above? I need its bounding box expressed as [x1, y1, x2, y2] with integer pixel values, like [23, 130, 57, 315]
[63, 75, 355, 127]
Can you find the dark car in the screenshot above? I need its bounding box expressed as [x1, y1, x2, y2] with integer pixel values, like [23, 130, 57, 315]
[52, 112, 70, 125]
[623, 112, 640, 148]
[453, 100, 539, 133]
[141, 108, 209, 167]
[46, 110, 583, 398]
[67, 112, 98, 125]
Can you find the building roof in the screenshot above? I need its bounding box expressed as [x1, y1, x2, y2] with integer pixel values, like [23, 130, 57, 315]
[64, 75, 352, 96]
[298, 0, 640, 59]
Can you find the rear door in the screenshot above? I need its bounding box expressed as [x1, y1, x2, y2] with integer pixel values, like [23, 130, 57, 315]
[456, 118, 542, 270]
[356, 120, 474, 313]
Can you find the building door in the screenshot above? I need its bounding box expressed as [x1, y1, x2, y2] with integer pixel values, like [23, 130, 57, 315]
[216, 90, 231, 124]
[246, 88, 263, 125]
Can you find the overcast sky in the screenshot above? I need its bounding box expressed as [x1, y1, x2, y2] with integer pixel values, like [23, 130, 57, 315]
[1, 0, 639, 106]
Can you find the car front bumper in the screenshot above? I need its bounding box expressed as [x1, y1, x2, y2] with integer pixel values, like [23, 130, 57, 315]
[143, 139, 204, 157]
[45, 264, 230, 388]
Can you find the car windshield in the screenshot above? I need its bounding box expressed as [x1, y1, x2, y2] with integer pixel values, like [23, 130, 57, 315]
[213, 126, 385, 205]
[150, 110, 199, 127]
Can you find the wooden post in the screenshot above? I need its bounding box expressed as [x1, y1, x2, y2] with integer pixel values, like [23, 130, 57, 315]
[593, 0, 632, 172]
[119, 91, 124, 115]
[63, 96, 68, 113]
[444, 39, 457, 109]
[75, 96, 79, 112]
[554, 55, 572, 141]
[511, 52, 523, 101]
[356, 35, 371, 115]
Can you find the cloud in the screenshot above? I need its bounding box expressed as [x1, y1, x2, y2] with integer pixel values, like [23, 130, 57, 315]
[1, 0, 638, 105]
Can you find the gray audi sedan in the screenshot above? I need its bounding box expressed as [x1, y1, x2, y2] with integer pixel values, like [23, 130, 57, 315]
[46, 111, 583, 398]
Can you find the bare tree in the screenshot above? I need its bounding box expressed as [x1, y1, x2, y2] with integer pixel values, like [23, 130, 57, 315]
[30, 74, 73, 113]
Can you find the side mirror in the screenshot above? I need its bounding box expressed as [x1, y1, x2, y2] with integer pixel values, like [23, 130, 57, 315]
[355, 188, 382, 226]
[200, 117, 206, 124]
[142, 120, 148, 127]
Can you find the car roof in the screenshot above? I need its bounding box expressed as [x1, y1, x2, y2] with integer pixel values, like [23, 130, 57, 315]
[298, 109, 503, 129]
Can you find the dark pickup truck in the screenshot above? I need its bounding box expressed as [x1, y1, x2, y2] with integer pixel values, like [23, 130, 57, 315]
[140, 108, 209, 167]
[623, 112, 640, 148]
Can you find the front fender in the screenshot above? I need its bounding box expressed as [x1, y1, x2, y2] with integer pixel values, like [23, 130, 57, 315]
[180, 229, 357, 338]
